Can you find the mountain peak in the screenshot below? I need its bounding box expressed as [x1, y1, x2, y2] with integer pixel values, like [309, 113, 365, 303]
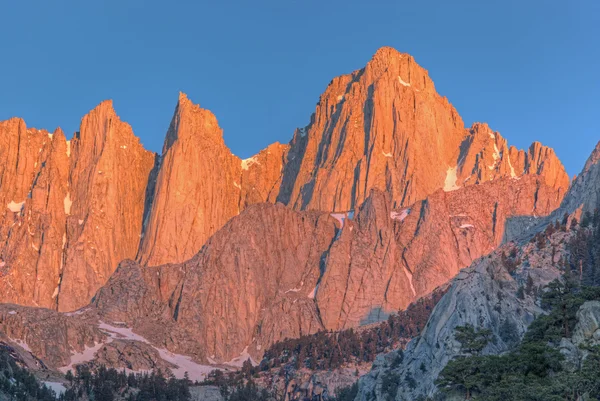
[583, 140, 600, 173]
[370, 46, 409, 63]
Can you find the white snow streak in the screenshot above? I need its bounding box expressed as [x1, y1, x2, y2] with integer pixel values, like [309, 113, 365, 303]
[398, 76, 411, 87]
[7, 200, 25, 213]
[98, 322, 215, 381]
[390, 208, 411, 222]
[459, 224, 474, 229]
[59, 342, 105, 373]
[403, 267, 416, 297]
[443, 167, 460, 192]
[308, 284, 319, 299]
[226, 346, 257, 368]
[241, 157, 259, 170]
[382, 151, 392, 158]
[63, 193, 72, 215]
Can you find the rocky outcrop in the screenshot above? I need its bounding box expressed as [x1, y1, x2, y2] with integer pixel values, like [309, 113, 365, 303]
[0, 167, 564, 376]
[354, 229, 570, 400]
[559, 301, 600, 372]
[556, 141, 600, 217]
[317, 174, 563, 331]
[505, 140, 600, 242]
[0, 121, 70, 309]
[58, 101, 156, 311]
[137, 92, 288, 267]
[0, 106, 157, 312]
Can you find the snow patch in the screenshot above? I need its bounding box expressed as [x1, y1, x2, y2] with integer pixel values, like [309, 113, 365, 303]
[98, 322, 215, 381]
[390, 208, 411, 222]
[443, 167, 460, 192]
[59, 342, 105, 373]
[507, 153, 517, 178]
[48, 133, 54, 140]
[489, 133, 495, 139]
[403, 267, 416, 297]
[63, 193, 72, 215]
[43, 381, 66, 396]
[120, 145, 127, 149]
[337, 95, 344, 101]
[226, 346, 257, 368]
[308, 284, 319, 299]
[7, 200, 25, 213]
[330, 213, 347, 227]
[285, 285, 302, 294]
[233, 182, 241, 189]
[382, 151, 392, 158]
[156, 348, 215, 382]
[241, 157, 259, 170]
[52, 287, 59, 299]
[460, 224, 474, 229]
[66, 141, 71, 157]
[63, 307, 90, 317]
[398, 76, 411, 87]
[8, 311, 17, 315]
[493, 144, 501, 161]
[78, 219, 84, 225]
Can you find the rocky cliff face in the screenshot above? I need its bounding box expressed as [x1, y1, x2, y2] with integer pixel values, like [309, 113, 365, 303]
[354, 228, 571, 400]
[137, 93, 287, 267]
[317, 174, 563, 331]
[0, 105, 156, 312]
[58, 101, 157, 312]
[275, 47, 568, 212]
[0, 96, 287, 311]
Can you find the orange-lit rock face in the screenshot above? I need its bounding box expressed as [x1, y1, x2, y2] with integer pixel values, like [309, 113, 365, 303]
[87, 173, 563, 363]
[0, 104, 156, 311]
[0, 47, 569, 316]
[276, 47, 568, 212]
[137, 93, 287, 267]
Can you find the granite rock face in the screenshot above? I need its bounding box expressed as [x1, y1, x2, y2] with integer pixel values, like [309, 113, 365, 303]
[137, 93, 288, 267]
[275, 47, 568, 213]
[0, 104, 156, 312]
[354, 229, 570, 400]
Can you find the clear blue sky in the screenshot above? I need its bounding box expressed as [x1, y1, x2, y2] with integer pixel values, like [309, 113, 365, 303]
[1, 1, 598, 176]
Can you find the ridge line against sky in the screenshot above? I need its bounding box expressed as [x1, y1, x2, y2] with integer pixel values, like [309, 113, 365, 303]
[0, 1, 598, 176]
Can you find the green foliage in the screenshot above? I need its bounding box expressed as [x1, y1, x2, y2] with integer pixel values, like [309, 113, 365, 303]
[63, 365, 190, 401]
[454, 325, 492, 356]
[436, 219, 600, 400]
[261, 289, 444, 371]
[381, 371, 400, 401]
[0, 345, 58, 401]
[226, 379, 271, 401]
[331, 382, 358, 401]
